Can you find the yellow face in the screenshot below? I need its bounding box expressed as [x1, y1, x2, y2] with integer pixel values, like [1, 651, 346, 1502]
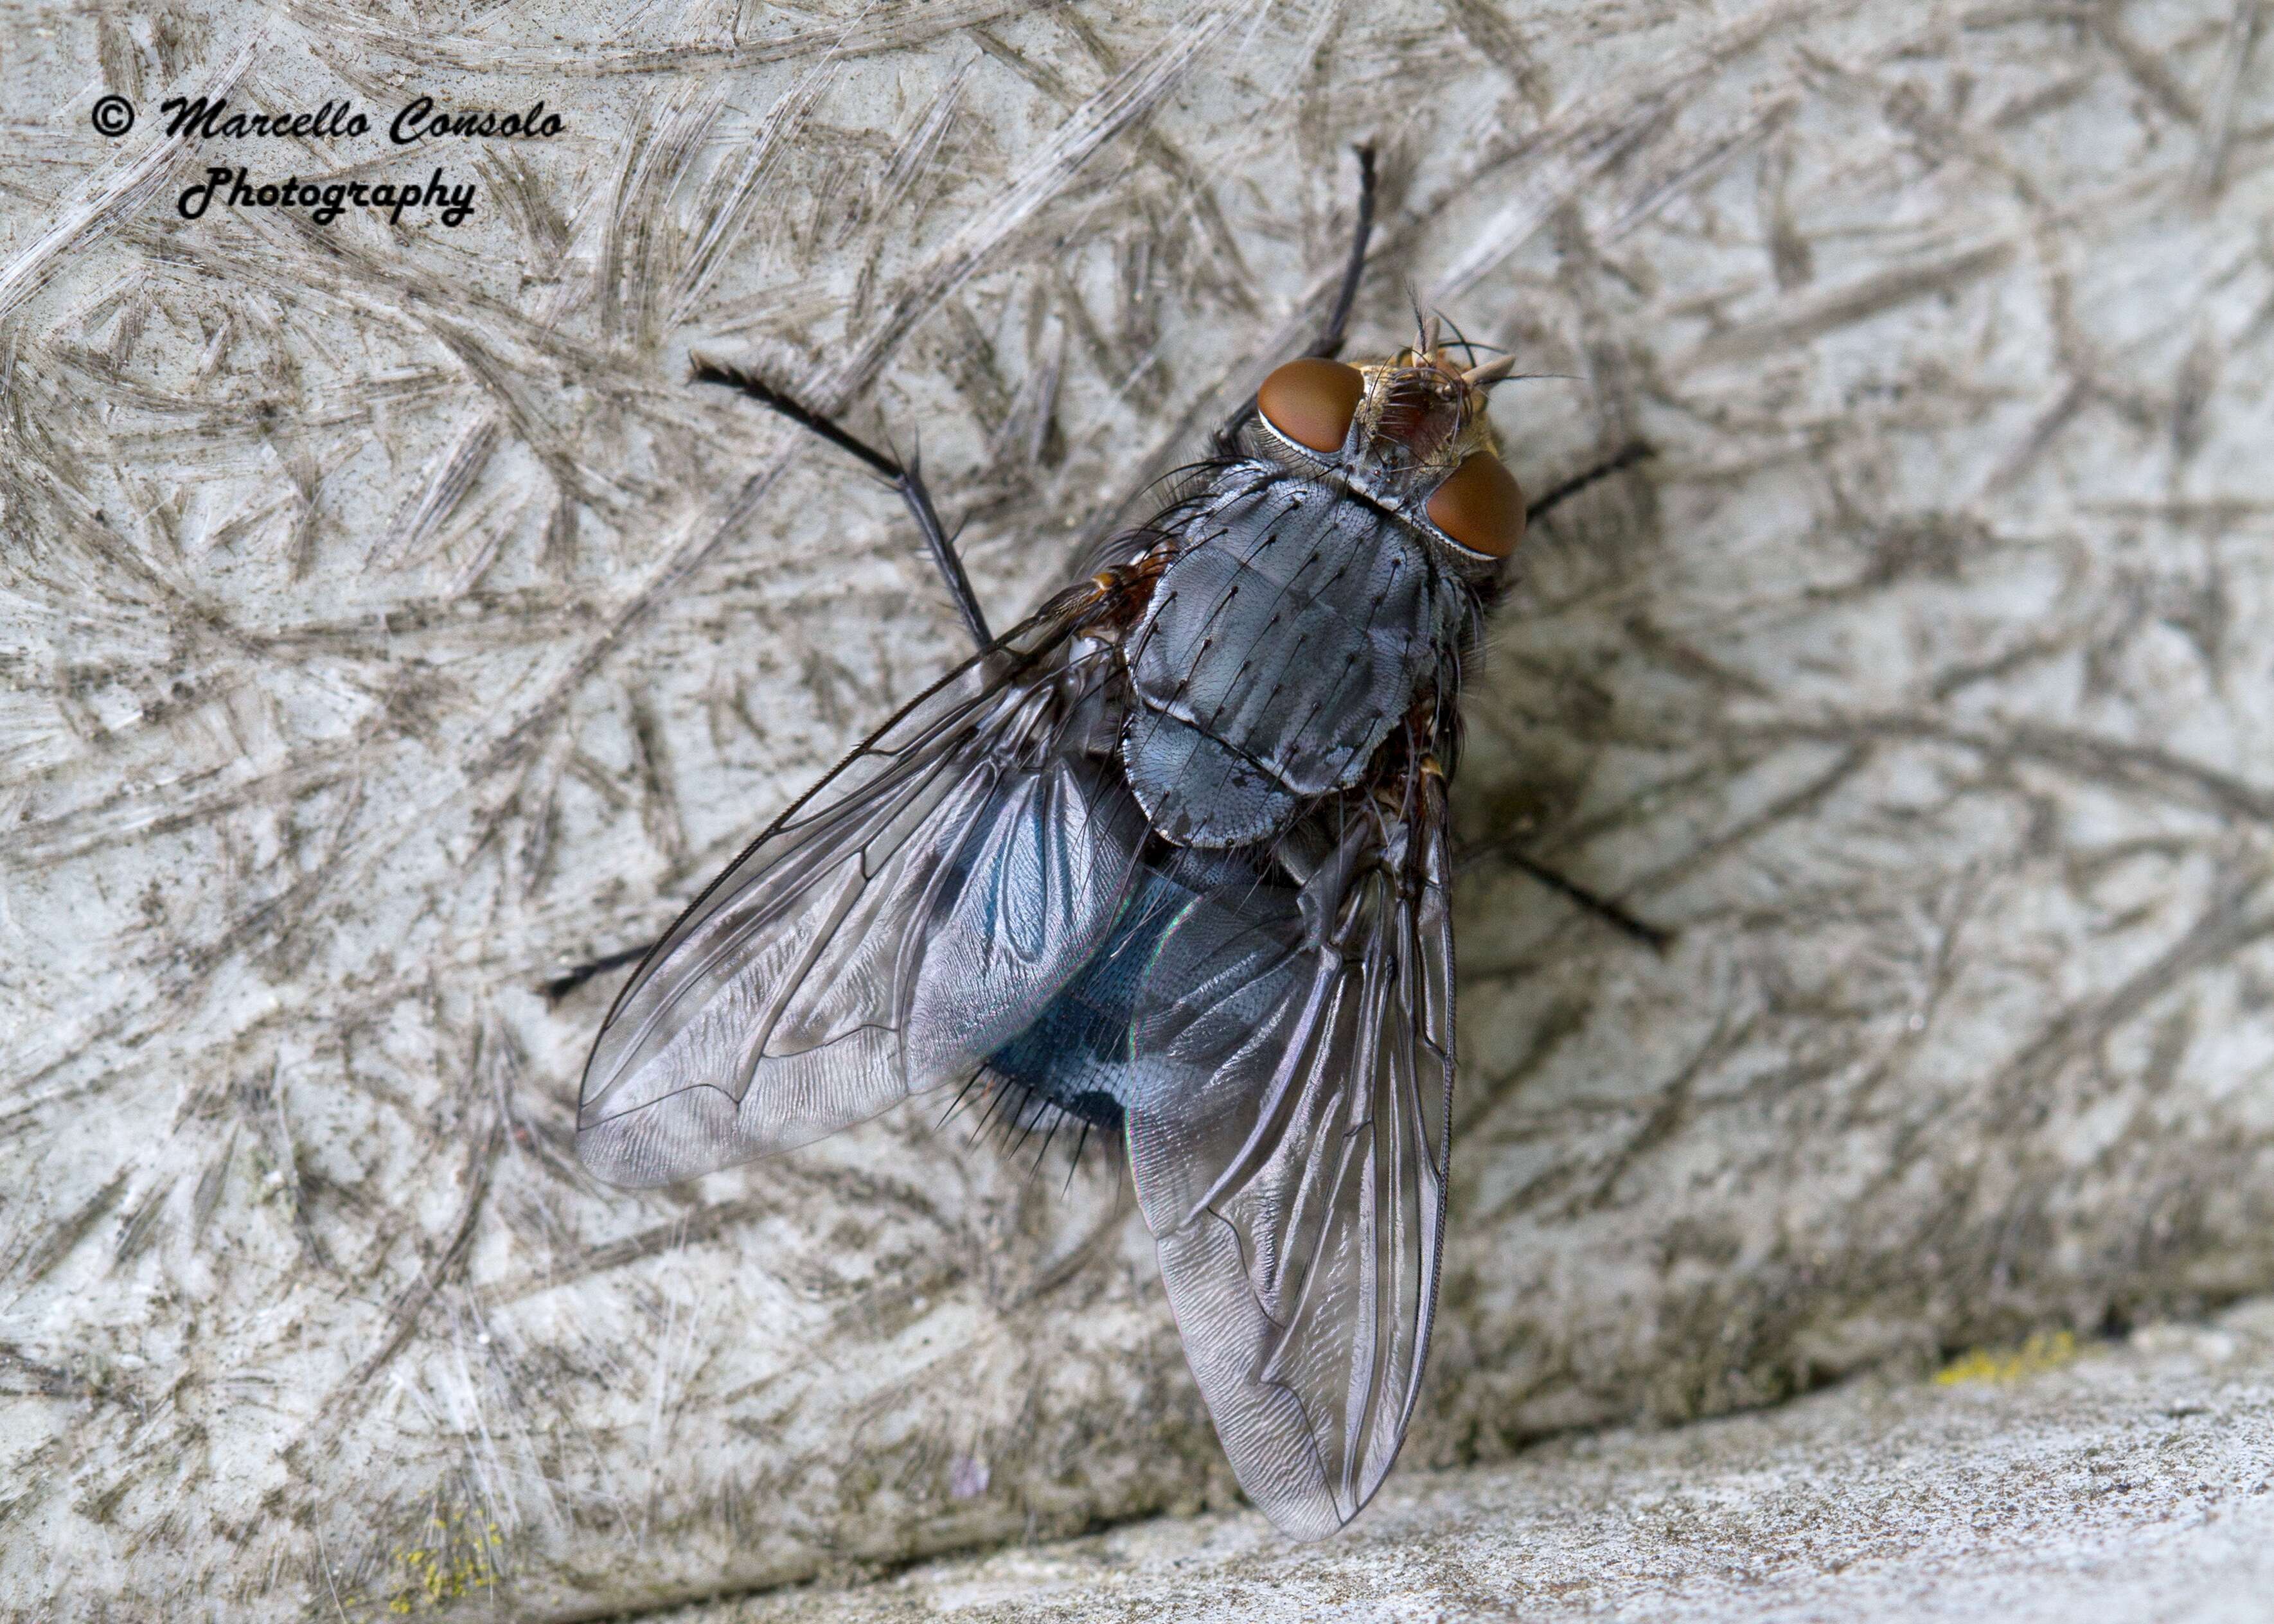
[1254, 342, 1527, 560]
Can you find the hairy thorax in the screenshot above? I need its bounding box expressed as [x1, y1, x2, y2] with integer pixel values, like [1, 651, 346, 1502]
[1118, 465, 1471, 849]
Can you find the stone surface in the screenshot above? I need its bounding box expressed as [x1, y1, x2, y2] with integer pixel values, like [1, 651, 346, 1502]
[3, 0, 2273, 1619]
[705, 1302, 2274, 1623]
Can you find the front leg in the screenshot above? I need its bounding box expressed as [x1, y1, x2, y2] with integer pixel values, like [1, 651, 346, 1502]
[691, 359, 994, 651]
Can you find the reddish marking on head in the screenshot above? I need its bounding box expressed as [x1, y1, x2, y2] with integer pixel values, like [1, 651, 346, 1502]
[1371, 348, 1484, 465]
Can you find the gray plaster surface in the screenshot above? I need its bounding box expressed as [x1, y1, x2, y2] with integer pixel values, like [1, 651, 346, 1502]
[3, 0, 2273, 1619]
[711, 1303, 2274, 1623]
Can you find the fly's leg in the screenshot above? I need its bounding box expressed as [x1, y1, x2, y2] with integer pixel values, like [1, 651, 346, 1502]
[1459, 840, 1673, 953]
[545, 942, 649, 1002]
[1527, 441, 1653, 525]
[1458, 443, 1667, 952]
[1216, 145, 1378, 446]
[548, 366, 995, 1001]
[1308, 143, 1378, 360]
[691, 359, 994, 650]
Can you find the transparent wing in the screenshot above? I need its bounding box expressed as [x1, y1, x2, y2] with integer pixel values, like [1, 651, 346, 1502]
[1127, 781, 1453, 1539]
[578, 585, 1147, 1188]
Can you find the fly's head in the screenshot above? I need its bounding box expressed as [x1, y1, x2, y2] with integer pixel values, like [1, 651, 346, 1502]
[1252, 319, 1525, 572]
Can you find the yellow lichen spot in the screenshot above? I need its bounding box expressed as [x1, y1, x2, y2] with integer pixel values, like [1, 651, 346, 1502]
[1935, 1329, 2078, 1386]
[368, 1501, 506, 1615]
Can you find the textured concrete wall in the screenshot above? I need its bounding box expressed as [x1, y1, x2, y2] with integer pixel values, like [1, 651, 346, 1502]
[2, 1, 2270, 1618]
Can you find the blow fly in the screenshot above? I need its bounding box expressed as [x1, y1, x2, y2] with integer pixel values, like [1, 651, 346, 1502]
[569, 152, 1646, 1538]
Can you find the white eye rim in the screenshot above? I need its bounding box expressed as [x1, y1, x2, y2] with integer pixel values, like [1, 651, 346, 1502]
[1423, 518, 1507, 562]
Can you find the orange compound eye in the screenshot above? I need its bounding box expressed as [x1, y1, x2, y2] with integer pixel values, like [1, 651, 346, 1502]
[1425, 451, 1527, 558]
[1256, 358, 1364, 454]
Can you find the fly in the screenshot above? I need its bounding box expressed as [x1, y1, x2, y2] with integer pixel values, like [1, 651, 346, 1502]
[562, 148, 1658, 1539]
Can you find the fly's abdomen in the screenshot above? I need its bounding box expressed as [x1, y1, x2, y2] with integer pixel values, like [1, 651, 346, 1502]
[982, 867, 1197, 1131]
[981, 842, 1300, 1133]
[1121, 475, 1450, 847]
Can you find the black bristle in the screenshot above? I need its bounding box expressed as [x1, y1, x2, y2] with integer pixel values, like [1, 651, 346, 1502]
[939, 1068, 1123, 1184]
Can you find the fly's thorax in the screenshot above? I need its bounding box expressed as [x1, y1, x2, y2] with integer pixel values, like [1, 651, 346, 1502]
[1249, 345, 1527, 578]
[1115, 466, 1473, 849]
